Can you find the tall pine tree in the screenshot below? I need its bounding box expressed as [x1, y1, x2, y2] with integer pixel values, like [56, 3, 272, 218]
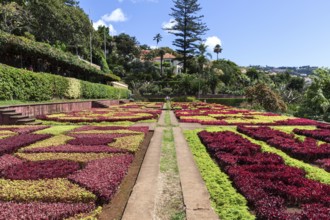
[166, 0, 208, 73]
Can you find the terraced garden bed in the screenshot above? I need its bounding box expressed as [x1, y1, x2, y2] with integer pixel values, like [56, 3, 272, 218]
[0, 120, 152, 218]
[179, 102, 330, 219]
[36, 102, 162, 124]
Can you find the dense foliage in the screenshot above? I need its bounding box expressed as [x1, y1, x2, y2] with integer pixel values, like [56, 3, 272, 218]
[0, 31, 119, 82]
[0, 64, 128, 101]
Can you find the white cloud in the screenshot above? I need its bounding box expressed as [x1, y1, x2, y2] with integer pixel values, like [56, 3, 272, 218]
[92, 20, 117, 36]
[162, 18, 178, 33]
[205, 36, 222, 51]
[118, 0, 124, 2]
[102, 8, 127, 22]
[93, 19, 107, 30]
[108, 24, 117, 36]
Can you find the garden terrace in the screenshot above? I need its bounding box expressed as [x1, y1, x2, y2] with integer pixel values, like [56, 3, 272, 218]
[36, 102, 162, 124]
[0, 124, 149, 219]
[173, 102, 325, 126]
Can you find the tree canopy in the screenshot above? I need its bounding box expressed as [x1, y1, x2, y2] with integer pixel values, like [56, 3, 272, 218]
[166, 0, 208, 73]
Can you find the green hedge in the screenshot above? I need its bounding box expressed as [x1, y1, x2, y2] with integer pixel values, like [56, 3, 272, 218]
[197, 98, 246, 107]
[147, 97, 246, 106]
[0, 64, 128, 101]
[0, 31, 120, 82]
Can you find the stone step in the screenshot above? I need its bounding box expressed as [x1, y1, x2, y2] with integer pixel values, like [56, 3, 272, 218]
[0, 109, 15, 113]
[2, 112, 22, 116]
[10, 115, 29, 120]
[15, 118, 36, 125]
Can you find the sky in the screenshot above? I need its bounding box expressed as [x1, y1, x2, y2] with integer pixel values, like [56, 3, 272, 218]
[79, 0, 330, 68]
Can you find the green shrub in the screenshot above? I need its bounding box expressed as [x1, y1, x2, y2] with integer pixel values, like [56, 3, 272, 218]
[65, 78, 81, 99]
[81, 81, 128, 100]
[0, 64, 129, 101]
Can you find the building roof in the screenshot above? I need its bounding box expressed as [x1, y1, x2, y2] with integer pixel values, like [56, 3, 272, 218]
[154, 53, 176, 61]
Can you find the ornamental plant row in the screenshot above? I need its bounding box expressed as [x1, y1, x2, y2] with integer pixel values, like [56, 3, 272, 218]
[174, 102, 325, 126]
[198, 130, 330, 219]
[0, 134, 52, 156]
[237, 126, 330, 163]
[293, 127, 330, 143]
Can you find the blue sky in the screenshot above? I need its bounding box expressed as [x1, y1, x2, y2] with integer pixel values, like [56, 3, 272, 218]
[79, 0, 330, 67]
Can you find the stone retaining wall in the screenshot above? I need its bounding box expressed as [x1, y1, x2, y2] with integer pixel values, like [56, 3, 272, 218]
[3, 100, 121, 117]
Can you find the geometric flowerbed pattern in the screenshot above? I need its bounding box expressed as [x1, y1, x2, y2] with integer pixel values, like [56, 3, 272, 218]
[177, 101, 330, 219]
[37, 102, 162, 123]
[0, 124, 148, 219]
[198, 130, 330, 219]
[174, 102, 324, 126]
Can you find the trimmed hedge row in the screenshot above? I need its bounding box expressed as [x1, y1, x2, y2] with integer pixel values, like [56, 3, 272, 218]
[147, 97, 246, 107]
[0, 64, 129, 101]
[0, 31, 120, 82]
[197, 98, 246, 107]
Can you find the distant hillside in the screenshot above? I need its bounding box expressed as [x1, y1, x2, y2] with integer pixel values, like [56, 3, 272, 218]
[248, 65, 318, 76]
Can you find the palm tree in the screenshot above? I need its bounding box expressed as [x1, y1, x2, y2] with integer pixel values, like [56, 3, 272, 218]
[159, 49, 165, 75]
[195, 43, 212, 74]
[213, 44, 222, 61]
[153, 33, 162, 48]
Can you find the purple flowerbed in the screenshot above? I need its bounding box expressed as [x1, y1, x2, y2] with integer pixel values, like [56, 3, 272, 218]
[0, 134, 52, 156]
[293, 128, 330, 143]
[237, 126, 330, 162]
[67, 137, 115, 146]
[23, 145, 127, 154]
[0, 126, 49, 134]
[1, 160, 80, 180]
[0, 201, 95, 220]
[0, 154, 24, 171]
[198, 130, 330, 219]
[318, 124, 330, 130]
[68, 155, 134, 204]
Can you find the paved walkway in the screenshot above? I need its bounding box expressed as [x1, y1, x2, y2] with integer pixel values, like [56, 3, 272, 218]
[122, 110, 218, 220]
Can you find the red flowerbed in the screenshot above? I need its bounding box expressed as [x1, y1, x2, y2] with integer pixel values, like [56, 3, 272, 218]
[0, 154, 24, 171]
[1, 160, 80, 180]
[68, 155, 134, 203]
[293, 128, 330, 143]
[315, 159, 330, 172]
[0, 126, 50, 134]
[0, 201, 95, 220]
[237, 126, 330, 162]
[198, 130, 330, 219]
[23, 145, 127, 154]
